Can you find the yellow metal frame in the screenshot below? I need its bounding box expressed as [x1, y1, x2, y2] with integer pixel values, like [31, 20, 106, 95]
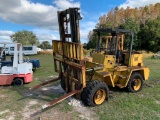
[52, 39, 150, 98]
[52, 40, 86, 92]
[85, 52, 150, 89]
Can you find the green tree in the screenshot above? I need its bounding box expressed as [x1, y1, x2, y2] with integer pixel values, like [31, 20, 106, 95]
[89, 3, 160, 52]
[86, 31, 98, 49]
[138, 17, 160, 52]
[119, 18, 140, 50]
[10, 30, 39, 45]
[39, 41, 52, 49]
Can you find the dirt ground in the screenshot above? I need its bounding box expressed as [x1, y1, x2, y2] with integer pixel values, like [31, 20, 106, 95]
[0, 84, 99, 120]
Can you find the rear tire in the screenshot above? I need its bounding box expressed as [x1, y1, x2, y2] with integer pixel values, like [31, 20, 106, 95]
[81, 80, 109, 106]
[127, 72, 143, 93]
[12, 78, 23, 86]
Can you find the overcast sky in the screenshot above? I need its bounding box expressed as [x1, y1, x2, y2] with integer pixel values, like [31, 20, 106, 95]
[0, 0, 160, 44]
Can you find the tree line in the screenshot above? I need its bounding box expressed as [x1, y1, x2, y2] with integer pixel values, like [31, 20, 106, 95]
[86, 3, 160, 52]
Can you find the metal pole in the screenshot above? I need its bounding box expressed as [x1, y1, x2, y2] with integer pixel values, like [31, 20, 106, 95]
[128, 32, 134, 66]
[97, 32, 100, 52]
[115, 30, 119, 57]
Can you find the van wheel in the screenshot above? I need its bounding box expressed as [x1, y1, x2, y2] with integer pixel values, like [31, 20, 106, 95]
[12, 78, 23, 86]
[81, 80, 109, 106]
[127, 72, 143, 93]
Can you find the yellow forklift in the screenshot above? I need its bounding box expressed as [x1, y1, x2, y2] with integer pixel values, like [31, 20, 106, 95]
[30, 8, 149, 108]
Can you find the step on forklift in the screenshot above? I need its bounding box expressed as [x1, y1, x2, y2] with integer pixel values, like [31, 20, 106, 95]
[30, 8, 150, 108]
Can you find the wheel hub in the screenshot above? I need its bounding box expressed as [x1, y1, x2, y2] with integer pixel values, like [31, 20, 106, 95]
[94, 89, 106, 105]
[133, 80, 138, 86]
[133, 79, 141, 91]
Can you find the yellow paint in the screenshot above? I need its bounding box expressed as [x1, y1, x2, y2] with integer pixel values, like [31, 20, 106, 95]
[92, 53, 115, 69]
[94, 89, 106, 105]
[52, 40, 150, 93]
[133, 78, 141, 91]
[125, 53, 143, 66]
[52, 40, 86, 91]
[123, 67, 150, 87]
[86, 52, 150, 88]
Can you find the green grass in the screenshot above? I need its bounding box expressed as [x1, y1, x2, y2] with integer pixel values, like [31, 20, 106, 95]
[92, 56, 160, 120]
[0, 54, 160, 120]
[0, 54, 60, 120]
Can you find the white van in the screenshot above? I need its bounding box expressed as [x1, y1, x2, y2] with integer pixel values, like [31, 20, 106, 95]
[6, 45, 37, 55]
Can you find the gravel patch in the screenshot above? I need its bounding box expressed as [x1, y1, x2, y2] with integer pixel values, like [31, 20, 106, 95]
[0, 109, 10, 115]
[68, 98, 99, 120]
[41, 85, 65, 94]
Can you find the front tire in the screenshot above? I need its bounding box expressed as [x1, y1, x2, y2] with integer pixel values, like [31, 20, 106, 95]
[12, 78, 23, 86]
[81, 80, 109, 106]
[127, 72, 143, 93]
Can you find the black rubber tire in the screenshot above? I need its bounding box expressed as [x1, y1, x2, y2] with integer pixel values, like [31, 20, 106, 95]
[127, 72, 143, 93]
[81, 80, 109, 106]
[12, 78, 24, 86]
[60, 77, 66, 90]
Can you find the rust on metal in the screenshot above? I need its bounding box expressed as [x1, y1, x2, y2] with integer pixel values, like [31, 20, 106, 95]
[31, 8, 85, 109]
[29, 75, 61, 90]
[115, 84, 124, 88]
[53, 57, 83, 69]
[42, 90, 80, 109]
[98, 71, 110, 77]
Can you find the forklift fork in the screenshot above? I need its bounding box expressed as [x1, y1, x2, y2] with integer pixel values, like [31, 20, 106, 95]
[42, 90, 80, 109]
[29, 74, 62, 90]
[29, 72, 82, 109]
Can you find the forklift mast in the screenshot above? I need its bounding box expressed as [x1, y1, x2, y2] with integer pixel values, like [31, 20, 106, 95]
[57, 8, 82, 43]
[30, 8, 86, 108]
